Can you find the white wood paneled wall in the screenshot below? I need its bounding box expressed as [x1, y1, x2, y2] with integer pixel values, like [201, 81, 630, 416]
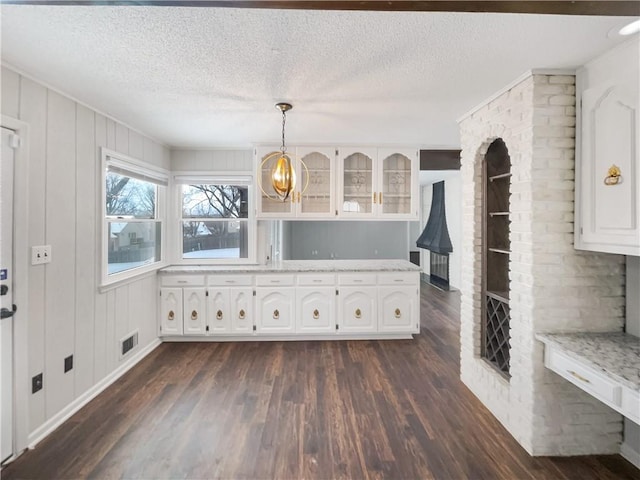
[171, 148, 253, 171]
[1, 66, 170, 436]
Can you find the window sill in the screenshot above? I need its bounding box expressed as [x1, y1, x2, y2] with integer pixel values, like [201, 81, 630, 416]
[99, 262, 168, 293]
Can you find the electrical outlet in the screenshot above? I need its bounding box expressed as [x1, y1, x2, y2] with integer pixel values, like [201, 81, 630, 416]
[32, 373, 43, 393]
[31, 245, 52, 265]
[64, 355, 73, 373]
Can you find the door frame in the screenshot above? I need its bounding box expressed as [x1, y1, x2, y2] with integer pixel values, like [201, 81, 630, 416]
[1, 115, 30, 461]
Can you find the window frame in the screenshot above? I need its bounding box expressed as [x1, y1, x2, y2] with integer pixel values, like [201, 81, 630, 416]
[172, 172, 257, 265]
[101, 148, 169, 288]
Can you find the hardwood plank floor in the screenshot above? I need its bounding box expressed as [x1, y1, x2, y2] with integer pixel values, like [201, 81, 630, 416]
[2, 284, 638, 479]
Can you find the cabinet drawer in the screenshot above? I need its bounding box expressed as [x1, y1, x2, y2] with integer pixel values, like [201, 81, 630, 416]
[208, 275, 253, 287]
[256, 275, 295, 287]
[546, 349, 622, 406]
[622, 388, 640, 424]
[160, 275, 205, 287]
[377, 272, 419, 285]
[338, 274, 377, 286]
[297, 274, 336, 286]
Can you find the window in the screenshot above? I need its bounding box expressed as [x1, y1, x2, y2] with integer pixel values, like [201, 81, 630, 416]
[102, 149, 168, 286]
[175, 175, 255, 263]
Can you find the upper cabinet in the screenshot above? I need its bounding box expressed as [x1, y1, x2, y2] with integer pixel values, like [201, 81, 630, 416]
[339, 147, 418, 219]
[256, 145, 418, 221]
[256, 146, 335, 219]
[575, 38, 640, 256]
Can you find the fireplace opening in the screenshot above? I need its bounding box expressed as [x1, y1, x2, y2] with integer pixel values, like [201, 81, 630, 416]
[429, 251, 450, 290]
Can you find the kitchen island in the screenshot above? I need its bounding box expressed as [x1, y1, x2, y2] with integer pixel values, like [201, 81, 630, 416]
[159, 259, 421, 341]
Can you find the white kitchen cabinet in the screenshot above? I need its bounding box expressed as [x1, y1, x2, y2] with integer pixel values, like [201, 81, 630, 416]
[207, 275, 255, 335]
[338, 286, 378, 333]
[207, 288, 231, 334]
[159, 288, 184, 336]
[338, 147, 418, 220]
[297, 287, 336, 334]
[255, 287, 295, 334]
[255, 146, 336, 219]
[575, 38, 640, 256]
[183, 288, 207, 335]
[378, 272, 420, 334]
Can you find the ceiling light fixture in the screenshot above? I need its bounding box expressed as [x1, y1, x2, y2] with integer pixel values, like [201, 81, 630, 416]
[259, 102, 308, 203]
[619, 19, 640, 36]
[272, 102, 295, 201]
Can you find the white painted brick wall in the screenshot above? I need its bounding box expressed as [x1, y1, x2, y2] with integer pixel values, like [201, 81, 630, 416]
[458, 73, 625, 456]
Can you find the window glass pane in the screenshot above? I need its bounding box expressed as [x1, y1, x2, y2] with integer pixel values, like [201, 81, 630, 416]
[106, 173, 156, 218]
[182, 220, 248, 259]
[182, 185, 248, 219]
[108, 221, 161, 274]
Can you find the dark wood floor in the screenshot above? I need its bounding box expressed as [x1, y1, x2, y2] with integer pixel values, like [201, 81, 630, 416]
[3, 284, 638, 479]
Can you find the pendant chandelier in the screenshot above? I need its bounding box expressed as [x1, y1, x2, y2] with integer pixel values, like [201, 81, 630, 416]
[259, 102, 308, 202]
[272, 103, 295, 200]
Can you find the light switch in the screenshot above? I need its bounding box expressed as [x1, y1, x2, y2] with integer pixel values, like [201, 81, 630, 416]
[31, 245, 52, 265]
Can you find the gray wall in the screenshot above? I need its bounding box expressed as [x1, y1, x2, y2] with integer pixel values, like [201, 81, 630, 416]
[286, 221, 409, 260]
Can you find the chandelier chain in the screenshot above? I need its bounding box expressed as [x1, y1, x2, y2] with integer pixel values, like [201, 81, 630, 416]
[280, 109, 287, 154]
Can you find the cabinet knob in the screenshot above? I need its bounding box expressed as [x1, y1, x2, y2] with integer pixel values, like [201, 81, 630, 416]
[394, 308, 401, 318]
[216, 310, 223, 320]
[313, 309, 320, 320]
[168, 310, 175, 321]
[238, 309, 245, 320]
[355, 308, 361, 319]
[273, 309, 280, 320]
[191, 310, 198, 320]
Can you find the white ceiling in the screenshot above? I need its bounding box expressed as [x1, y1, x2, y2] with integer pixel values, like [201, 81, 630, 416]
[1, 6, 635, 149]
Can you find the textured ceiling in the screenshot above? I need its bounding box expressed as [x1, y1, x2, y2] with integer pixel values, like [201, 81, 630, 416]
[0, 6, 635, 148]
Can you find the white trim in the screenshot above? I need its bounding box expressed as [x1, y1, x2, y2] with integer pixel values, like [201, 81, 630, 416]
[621, 441, 640, 470]
[1, 115, 30, 460]
[160, 334, 414, 342]
[98, 268, 163, 293]
[100, 148, 169, 287]
[457, 68, 576, 123]
[0, 63, 169, 149]
[26, 338, 161, 450]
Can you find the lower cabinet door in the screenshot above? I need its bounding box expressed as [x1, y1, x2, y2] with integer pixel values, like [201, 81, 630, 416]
[159, 288, 183, 336]
[256, 288, 295, 334]
[230, 287, 254, 334]
[378, 286, 418, 333]
[296, 287, 335, 334]
[183, 288, 207, 335]
[207, 288, 231, 334]
[338, 286, 377, 333]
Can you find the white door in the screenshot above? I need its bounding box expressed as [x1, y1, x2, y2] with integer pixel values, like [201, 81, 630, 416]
[1, 127, 16, 463]
[255, 288, 295, 334]
[338, 286, 377, 333]
[208, 288, 231, 334]
[183, 288, 207, 335]
[159, 288, 183, 336]
[378, 287, 418, 333]
[229, 288, 253, 334]
[296, 287, 335, 333]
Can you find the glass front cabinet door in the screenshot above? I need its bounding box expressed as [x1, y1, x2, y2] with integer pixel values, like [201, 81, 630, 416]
[256, 146, 335, 219]
[339, 147, 418, 219]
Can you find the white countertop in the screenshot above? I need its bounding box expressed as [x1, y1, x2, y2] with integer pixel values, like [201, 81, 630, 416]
[536, 332, 640, 391]
[160, 259, 421, 274]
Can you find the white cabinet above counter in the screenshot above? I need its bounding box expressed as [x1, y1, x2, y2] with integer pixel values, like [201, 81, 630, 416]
[159, 260, 421, 341]
[255, 146, 419, 221]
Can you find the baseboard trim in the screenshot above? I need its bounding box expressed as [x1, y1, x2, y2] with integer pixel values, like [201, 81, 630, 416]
[27, 338, 161, 449]
[621, 441, 640, 470]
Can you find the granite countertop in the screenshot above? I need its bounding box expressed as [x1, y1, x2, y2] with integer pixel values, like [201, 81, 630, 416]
[536, 332, 640, 391]
[160, 259, 421, 274]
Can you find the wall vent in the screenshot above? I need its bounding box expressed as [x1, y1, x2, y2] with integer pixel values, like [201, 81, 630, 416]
[119, 330, 139, 359]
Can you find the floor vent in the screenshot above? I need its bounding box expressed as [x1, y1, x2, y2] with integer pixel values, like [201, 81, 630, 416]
[120, 330, 139, 359]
